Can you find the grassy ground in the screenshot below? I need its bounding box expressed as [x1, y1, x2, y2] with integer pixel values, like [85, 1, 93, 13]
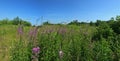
[0, 24, 95, 61]
[0, 25, 30, 61]
[0, 25, 16, 61]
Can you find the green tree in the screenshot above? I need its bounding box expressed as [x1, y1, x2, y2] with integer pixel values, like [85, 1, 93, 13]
[12, 16, 21, 25]
[0, 18, 10, 25]
[22, 21, 31, 26]
[92, 22, 114, 40]
[110, 16, 120, 34]
[43, 21, 52, 25]
[90, 21, 94, 26]
[68, 20, 80, 25]
[11, 16, 31, 26]
[95, 20, 102, 26]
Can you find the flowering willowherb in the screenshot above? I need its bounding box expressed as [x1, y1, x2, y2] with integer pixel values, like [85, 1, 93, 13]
[29, 27, 38, 38]
[59, 50, 64, 59]
[17, 25, 23, 35]
[46, 29, 53, 33]
[58, 27, 66, 35]
[32, 46, 40, 55]
[32, 46, 40, 61]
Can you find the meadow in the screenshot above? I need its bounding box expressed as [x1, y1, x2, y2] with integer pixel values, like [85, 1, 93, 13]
[1, 16, 120, 61]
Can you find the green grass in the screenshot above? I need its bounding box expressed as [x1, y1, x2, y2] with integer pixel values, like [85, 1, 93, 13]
[1, 24, 118, 61]
[0, 24, 94, 61]
[0, 25, 30, 61]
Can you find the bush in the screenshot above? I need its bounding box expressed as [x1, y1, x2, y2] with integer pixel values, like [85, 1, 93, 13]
[92, 22, 114, 41]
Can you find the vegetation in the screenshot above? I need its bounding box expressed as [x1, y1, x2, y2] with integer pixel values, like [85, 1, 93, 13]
[1, 16, 120, 61]
[0, 17, 31, 26]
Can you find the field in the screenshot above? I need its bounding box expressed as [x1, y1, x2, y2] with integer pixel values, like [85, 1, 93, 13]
[0, 23, 120, 61]
[0, 25, 30, 61]
[0, 0, 120, 61]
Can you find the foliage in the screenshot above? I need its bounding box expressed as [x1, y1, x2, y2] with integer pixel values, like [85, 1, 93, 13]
[2, 15, 120, 61]
[93, 38, 113, 61]
[43, 21, 53, 25]
[0, 17, 31, 26]
[92, 22, 114, 40]
[68, 20, 80, 25]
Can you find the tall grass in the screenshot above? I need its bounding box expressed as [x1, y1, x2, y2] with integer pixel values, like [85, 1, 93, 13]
[1, 25, 120, 61]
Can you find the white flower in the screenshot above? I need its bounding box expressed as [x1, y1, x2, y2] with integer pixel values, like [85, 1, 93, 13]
[59, 50, 63, 59]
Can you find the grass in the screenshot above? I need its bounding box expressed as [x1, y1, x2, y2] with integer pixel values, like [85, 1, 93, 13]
[0, 25, 30, 61]
[1, 24, 116, 61]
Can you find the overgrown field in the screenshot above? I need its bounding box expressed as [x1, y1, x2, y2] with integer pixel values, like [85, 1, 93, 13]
[0, 23, 120, 61]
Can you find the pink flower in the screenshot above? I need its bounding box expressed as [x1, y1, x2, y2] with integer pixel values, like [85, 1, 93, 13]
[32, 47, 40, 54]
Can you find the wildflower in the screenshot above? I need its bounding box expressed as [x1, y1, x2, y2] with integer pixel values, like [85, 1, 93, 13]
[59, 50, 64, 59]
[17, 25, 23, 35]
[47, 29, 53, 33]
[58, 27, 66, 35]
[32, 46, 40, 61]
[32, 46, 40, 54]
[29, 27, 38, 37]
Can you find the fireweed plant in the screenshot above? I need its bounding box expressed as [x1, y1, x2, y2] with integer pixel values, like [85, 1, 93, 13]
[58, 27, 67, 60]
[10, 24, 30, 61]
[10, 24, 40, 61]
[29, 26, 40, 61]
[10, 24, 113, 61]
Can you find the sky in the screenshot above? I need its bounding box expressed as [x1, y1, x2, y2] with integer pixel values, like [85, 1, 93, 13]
[0, 0, 120, 25]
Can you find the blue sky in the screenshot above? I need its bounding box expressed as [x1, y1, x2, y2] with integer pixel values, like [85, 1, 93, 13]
[0, 0, 120, 25]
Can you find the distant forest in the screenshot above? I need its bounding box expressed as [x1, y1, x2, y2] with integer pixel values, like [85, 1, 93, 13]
[1, 16, 120, 35]
[0, 16, 31, 26]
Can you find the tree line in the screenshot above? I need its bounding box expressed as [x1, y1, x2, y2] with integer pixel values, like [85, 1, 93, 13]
[0, 16, 31, 26]
[1, 16, 120, 34]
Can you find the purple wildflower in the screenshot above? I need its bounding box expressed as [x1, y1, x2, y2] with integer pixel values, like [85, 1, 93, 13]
[29, 27, 38, 37]
[32, 46, 40, 60]
[47, 29, 53, 33]
[58, 27, 66, 35]
[32, 46, 40, 54]
[17, 25, 23, 35]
